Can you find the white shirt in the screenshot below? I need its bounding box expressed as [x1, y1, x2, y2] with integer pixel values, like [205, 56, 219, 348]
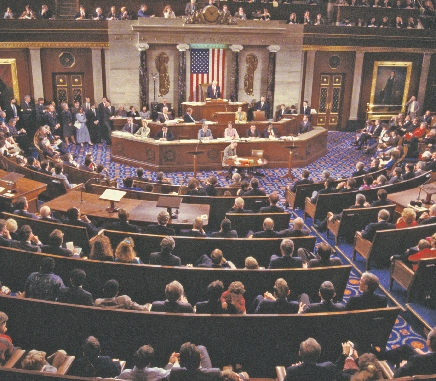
[116, 365, 174, 381]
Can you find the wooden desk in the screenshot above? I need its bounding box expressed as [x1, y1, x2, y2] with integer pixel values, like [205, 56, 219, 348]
[45, 191, 210, 228]
[0, 169, 46, 213]
[112, 127, 327, 172]
[182, 101, 248, 121]
[225, 157, 268, 179]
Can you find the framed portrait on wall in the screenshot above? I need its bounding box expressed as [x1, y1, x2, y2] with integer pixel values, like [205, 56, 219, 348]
[369, 61, 412, 116]
[0, 59, 20, 109]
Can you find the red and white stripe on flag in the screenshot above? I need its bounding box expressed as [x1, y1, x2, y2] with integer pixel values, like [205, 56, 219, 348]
[190, 48, 226, 102]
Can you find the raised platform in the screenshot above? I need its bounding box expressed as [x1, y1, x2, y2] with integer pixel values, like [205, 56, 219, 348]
[111, 127, 328, 172]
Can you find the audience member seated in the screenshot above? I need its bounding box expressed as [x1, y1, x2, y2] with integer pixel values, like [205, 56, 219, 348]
[198, 123, 213, 140]
[280, 217, 310, 237]
[41, 229, 73, 257]
[290, 169, 313, 193]
[168, 342, 220, 381]
[360, 209, 395, 241]
[236, 181, 250, 196]
[346, 272, 387, 311]
[131, 167, 150, 183]
[0, 219, 12, 247]
[57, 268, 93, 306]
[246, 124, 260, 138]
[156, 171, 172, 184]
[21, 350, 58, 373]
[228, 197, 252, 213]
[382, 149, 400, 170]
[204, 175, 219, 196]
[69, 336, 122, 378]
[12, 224, 42, 252]
[187, 178, 207, 196]
[121, 177, 143, 191]
[370, 189, 391, 207]
[310, 178, 336, 204]
[211, 218, 238, 238]
[109, 208, 141, 233]
[352, 161, 367, 177]
[196, 248, 234, 269]
[63, 152, 78, 168]
[115, 237, 143, 264]
[5, 218, 18, 240]
[263, 123, 280, 139]
[418, 204, 436, 225]
[220, 281, 246, 314]
[371, 174, 388, 188]
[283, 338, 336, 381]
[195, 280, 227, 314]
[145, 211, 175, 235]
[388, 167, 403, 184]
[13, 196, 38, 219]
[299, 281, 344, 313]
[244, 256, 260, 269]
[180, 216, 207, 237]
[374, 327, 436, 378]
[252, 278, 298, 314]
[396, 207, 418, 229]
[367, 158, 381, 173]
[228, 173, 242, 188]
[23, 257, 65, 300]
[88, 235, 113, 262]
[298, 242, 342, 268]
[65, 207, 101, 238]
[260, 192, 284, 213]
[39, 205, 61, 223]
[117, 344, 179, 380]
[268, 239, 303, 269]
[149, 236, 181, 266]
[0, 312, 14, 365]
[95, 279, 148, 310]
[407, 232, 436, 271]
[53, 163, 76, 189]
[248, 217, 281, 238]
[154, 125, 174, 141]
[27, 156, 40, 171]
[151, 280, 194, 313]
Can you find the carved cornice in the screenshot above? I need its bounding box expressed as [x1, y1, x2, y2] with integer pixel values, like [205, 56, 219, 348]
[177, 44, 190, 52]
[0, 42, 109, 48]
[137, 43, 150, 51]
[303, 45, 436, 53]
[267, 45, 281, 53]
[229, 44, 243, 52]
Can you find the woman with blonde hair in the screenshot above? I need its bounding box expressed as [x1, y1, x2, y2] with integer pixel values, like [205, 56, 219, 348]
[396, 207, 418, 229]
[163, 5, 176, 18]
[115, 237, 142, 264]
[90, 235, 114, 261]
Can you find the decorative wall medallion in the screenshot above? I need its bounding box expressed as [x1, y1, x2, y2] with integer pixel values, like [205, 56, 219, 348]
[163, 149, 176, 162]
[114, 142, 124, 154]
[306, 144, 312, 156]
[329, 55, 340, 69]
[207, 148, 219, 161]
[59, 52, 75, 68]
[146, 148, 156, 162]
[155, 52, 170, 96]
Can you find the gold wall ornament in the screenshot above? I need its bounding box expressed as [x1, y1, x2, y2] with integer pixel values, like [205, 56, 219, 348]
[155, 52, 170, 97]
[244, 53, 258, 96]
[0, 59, 20, 102]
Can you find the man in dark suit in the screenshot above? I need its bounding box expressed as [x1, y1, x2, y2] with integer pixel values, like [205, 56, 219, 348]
[246, 124, 261, 138]
[109, 209, 141, 233]
[149, 237, 181, 266]
[345, 272, 387, 310]
[299, 281, 344, 313]
[151, 281, 193, 312]
[154, 125, 175, 141]
[253, 278, 299, 314]
[276, 104, 289, 121]
[99, 100, 114, 145]
[370, 189, 392, 207]
[298, 115, 313, 134]
[263, 123, 280, 138]
[244, 178, 266, 196]
[301, 100, 311, 116]
[351, 161, 367, 177]
[43, 104, 61, 136]
[159, 98, 173, 114]
[310, 178, 336, 204]
[41, 229, 73, 257]
[183, 107, 196, 123]
[0, 219, 13, 247]
[360, 208, 395, 241]
[57, 269, 93, 306]
[195, 280, 227, 314]
[168, 342, 220, 381]
[197, 249, 232, 269]
[260, 192, 284, 213]
[268, 239, 303, 269]
[155, 107, 174, 124]
[145, 211, 176, 236]
[34, 98, 46, 127]
[12, 224, 42, 252]
[228, 197, 252, 213]
[290, 169, 314, 193]
[418, 204, 436, 225]
[179, 217, 207, 237]
[13, 196, 38, 219]
[283, 337, 336, 381]
[206, 80, 221, 99]
[248, 218, 281, 238]
[280, 217, 311, 237]
[64, 207, 101, 238]
[20, 95, 35, 135]
[121, 117, 139, 134]
[185, 0, 198, 15]
[86, 104, 100, 144]
[5, 98, 21, 123]
[253, 96, 270, 119]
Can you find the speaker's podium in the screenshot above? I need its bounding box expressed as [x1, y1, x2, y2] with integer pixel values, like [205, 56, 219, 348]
[213, 111, 236, 124]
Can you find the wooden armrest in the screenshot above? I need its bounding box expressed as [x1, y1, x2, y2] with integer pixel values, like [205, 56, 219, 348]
[377, 360, 394, 379]
[56, 355, 75, 375]
[68, 183, 84, 192]
[3, 349, 26, 368]
[276, 365, 286, 381]
[119, 360, 126, 371]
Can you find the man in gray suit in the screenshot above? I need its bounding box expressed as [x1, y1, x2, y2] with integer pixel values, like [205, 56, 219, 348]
[406, 96, 420, 119]
[185, 0, 197, 15]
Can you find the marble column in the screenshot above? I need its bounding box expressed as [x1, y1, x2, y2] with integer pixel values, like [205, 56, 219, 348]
[418, 53, 431, 108]
[349, 51, 364, 121]
[137, 43, 150, 109]
[103, 47, 111, 100]
[267, 45, 280, 120]
[29, 48, 44, 99]
[177, 44, 189, 117]
[91, 48, 104, 102]
[229, 45, 243, 102]
[303, 50, 316, 109]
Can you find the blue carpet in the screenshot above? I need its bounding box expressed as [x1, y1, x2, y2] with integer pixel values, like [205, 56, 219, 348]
[68, 131, 429, 353]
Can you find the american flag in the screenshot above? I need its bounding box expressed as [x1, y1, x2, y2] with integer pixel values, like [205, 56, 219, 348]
[190, 48, 226, 102]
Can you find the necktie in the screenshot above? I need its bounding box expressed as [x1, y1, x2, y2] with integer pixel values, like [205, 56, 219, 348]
[163, 132, 166, 139]
[131, 124, 133, 134]
[164, 113, 168, 121]
[12, 104, 16, 116]
[261, 102, 264, 108]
